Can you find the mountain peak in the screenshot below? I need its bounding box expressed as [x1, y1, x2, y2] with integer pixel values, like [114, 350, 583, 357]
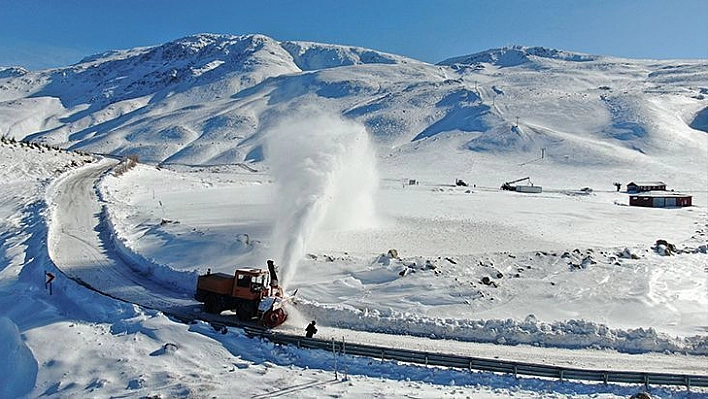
[280, 41, 413, 71]
[72, 33, 410, 75]
[438, 45, 598, 67]
[36, 33, 299, 108]
[0, 66, 29, 78]
[76, 33, 277, 65]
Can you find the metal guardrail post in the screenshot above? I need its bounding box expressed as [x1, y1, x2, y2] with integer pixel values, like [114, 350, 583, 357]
[342, 337, 348, 381]
[332, 338, 338, 380]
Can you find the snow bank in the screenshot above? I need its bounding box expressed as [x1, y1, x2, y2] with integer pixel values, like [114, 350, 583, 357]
[94, 170, 198, 294]
[191, 320, 692, 399]
[294, 299, 708, 356]
[99, 204, 198, 293]
[0, 317, 38, 398]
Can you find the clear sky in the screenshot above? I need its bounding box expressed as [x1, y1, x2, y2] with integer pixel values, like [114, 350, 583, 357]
[1, 0, 706, 70]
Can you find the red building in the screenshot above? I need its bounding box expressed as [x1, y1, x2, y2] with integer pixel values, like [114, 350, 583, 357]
[629, 192, 692, 208]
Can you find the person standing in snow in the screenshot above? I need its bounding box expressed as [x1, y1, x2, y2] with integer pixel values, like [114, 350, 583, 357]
[266, 259, 284, 297]
[305, 320, 317, 338]
[267, 259, 279, 287]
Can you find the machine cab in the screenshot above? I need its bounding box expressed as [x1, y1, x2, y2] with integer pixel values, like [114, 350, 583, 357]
[232, 268, 270, 300]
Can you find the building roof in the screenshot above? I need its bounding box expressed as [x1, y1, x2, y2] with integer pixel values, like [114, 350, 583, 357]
[630, 191, 690, 197]
[627, 181, 666, 186]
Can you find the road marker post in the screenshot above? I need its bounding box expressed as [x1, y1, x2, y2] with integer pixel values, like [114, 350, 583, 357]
[45, 271, 55, 295]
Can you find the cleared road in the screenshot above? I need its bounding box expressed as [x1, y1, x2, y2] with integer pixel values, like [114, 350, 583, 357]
[46, 159, 199, 315]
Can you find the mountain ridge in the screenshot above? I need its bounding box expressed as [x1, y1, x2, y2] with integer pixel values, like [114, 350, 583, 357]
[0, 33, 706, 185]
[438, 45, 600, 68]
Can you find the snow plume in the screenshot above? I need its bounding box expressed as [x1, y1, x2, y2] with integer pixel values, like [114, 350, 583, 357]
[266, 108, 378, 287]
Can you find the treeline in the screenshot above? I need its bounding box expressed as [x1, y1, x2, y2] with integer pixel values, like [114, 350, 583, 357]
[2, 135, 141, 176]
[0, 136, 92, 156]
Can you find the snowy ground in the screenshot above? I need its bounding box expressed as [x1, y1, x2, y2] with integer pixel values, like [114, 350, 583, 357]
[1, 34, 707, 398]
[2, 134, 705, 398]
[99, 149, 707, 342]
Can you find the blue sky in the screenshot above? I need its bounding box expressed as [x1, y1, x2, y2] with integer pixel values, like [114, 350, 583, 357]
[1, 0, 706, 70]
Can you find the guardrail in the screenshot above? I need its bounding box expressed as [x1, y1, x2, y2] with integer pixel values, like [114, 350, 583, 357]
[242, 327, 707, 390]
[63, 269, 708, 392]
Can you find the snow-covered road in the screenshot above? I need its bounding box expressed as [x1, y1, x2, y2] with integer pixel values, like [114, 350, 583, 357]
[46, 159, 199, 315]
[43, 160, 708, 378]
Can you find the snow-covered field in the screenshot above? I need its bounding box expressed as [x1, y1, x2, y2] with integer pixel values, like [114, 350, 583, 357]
[101, 157, 708, 342]
[1, 35, 707, 398]
[1, 134, 706, 398]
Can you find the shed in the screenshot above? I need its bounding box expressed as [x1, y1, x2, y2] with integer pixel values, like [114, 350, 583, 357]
[629, 191, 692, 208]
[626, 181, 666, 192]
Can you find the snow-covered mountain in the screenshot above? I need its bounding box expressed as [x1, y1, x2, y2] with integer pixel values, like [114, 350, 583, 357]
[1, 34, 708, 398]
[438, 45, 600, 67]
[1, 33, 706, 181]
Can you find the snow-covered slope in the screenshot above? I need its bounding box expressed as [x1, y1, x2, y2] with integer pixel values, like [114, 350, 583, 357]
[0, 35, 705, 184]
[1, 138, 706, 398]
[438, 45, 600, 67]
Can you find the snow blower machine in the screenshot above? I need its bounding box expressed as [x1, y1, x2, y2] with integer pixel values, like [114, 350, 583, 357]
[194, 260, 291, 328]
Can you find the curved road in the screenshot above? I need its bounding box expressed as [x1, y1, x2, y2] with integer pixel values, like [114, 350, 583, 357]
[46, 160, 708, 380]
[47, 159, 199, 315]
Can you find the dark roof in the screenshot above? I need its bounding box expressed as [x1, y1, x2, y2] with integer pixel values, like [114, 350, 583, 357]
[627, 181, 665, 186]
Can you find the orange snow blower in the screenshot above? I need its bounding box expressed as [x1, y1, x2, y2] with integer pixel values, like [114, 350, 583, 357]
[194, 260, 289, 328]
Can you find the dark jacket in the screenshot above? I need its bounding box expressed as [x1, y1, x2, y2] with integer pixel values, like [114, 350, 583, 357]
[305, 322, 317, 338]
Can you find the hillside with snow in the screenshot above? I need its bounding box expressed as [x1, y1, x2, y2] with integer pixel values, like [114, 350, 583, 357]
[0, 34, 707, 398]
[1, 34, 706, 183]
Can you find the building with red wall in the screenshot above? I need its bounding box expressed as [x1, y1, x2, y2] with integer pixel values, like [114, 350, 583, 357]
[629, 192, 692, 208]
